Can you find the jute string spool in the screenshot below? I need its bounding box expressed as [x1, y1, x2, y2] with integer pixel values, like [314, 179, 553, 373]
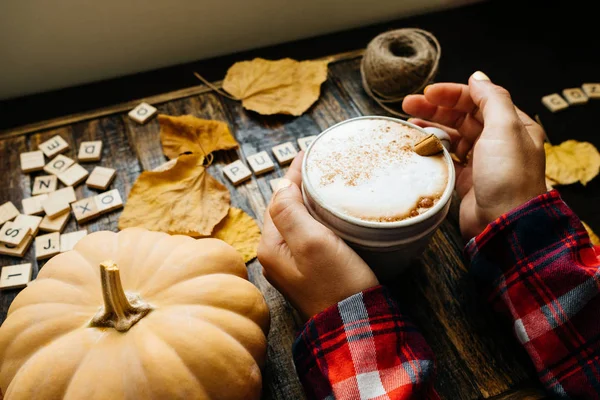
[361, 28, 441, 118]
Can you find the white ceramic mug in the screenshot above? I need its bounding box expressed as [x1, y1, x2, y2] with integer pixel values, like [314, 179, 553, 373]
[301, 116, 455, 280]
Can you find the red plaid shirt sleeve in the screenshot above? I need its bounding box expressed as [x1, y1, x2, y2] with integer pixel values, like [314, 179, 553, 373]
[466, 190, 600, 398]
[292, 286, 439, 399]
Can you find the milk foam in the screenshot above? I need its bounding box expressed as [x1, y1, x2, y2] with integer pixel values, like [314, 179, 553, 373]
[305, 118, 449, 222]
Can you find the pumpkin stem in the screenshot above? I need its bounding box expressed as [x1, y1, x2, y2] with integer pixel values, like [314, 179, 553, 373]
[89, 260, 153, 332]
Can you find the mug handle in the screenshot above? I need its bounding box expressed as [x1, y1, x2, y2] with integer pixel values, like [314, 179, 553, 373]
[423, 127, 451, 152]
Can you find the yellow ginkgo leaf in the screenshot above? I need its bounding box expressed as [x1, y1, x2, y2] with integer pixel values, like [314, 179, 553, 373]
[118, 154, 230, 236]
[159, 114, 238, 160]
[211, 207, 261, 263]
[544, 140, 600, 185]
[583, 221, 600, 246]
[222, 58, 329, 116]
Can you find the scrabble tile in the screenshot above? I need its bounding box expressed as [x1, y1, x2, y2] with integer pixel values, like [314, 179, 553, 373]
[58, 164, 89, 187]
[39, 211, 70, 233]
[41, 195, 70, 218]
[0, 221, 31, 247]
[128, 102, 157, 124]
[43, 154, 75, 175]
[13, 214, 42, 236]
[0, 263, 33, 289]
[22, 194, 48, 215]
[72, 197, 100, 223]
[0, 235, 33, 257]
[60, 230, 87, 253]
[223, 160, 252, 185]
[582, 83, 600, 100]
[269, 178, 286, 192]
[36, 232, 61, 260]
[562, 88, 588, 105]
[78, 141, 103, 162]
[298, 135, 318, 152]
[86, 166, 116, 190]
[541, 93, 569, 113]
[247, 151, 275, 175]
[39, 135, 69, 158]
[32, 175, 58, 195]
[48, 186, 77, 205]
[94, 189, 123, 213]
[272, 142, 298, 165]
[0, 202, 19, 225]
[20, 151, 45, 173]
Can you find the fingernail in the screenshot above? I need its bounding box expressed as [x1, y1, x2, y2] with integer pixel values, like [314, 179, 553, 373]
[423, 85, 432, 95]
[471, 71, 490, 81]
[273, 178, 293, 195]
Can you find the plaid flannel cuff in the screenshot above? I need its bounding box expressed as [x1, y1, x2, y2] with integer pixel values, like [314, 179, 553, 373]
[293, 285, 436, 400]
[464, 190, 597, 282]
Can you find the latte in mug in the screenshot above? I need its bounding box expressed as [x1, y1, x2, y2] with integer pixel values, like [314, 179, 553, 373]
[302, 116, 455, 279]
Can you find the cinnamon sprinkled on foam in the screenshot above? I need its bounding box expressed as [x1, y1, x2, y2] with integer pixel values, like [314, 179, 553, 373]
[306, 119, 449, 222]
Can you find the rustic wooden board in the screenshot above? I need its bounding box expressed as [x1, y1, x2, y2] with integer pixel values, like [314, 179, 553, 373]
[0, 57, 548, 399]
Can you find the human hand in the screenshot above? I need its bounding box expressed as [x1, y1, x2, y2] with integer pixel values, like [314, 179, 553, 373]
[402, 71, 547, 240]
[257, 153, 379, 320]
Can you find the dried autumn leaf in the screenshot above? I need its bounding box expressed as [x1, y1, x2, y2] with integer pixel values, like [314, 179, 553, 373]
[159, 114, 238, 160]
[118, 153, 230, 236]
[222, 58, 329, 116]
[544, 140, 600, 185]
[583, 221, 600, 246]
[211, 207, 261, 263]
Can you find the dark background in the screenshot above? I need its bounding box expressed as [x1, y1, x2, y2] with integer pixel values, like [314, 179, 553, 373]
[2, 0, 599, 228]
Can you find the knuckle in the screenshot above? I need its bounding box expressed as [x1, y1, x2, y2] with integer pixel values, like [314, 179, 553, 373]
[492, 85, 512, 100]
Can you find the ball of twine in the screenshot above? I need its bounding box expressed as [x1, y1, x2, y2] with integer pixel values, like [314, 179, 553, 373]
[361, 28, 441, 117]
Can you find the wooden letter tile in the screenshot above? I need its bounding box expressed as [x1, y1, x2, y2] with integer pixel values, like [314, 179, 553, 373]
[41, 196, 70, 218]
[0, 263, 33, 289]
[0, 221, 31, 247]
[247, 151, 275, 175]
[562, 88, 588, 105]
[20, 151, 45, 173]
[223, 160, 252, 185]
[39, 211, 70, 233]
[72, 197, 100, 223]
[541, 93, 569, 112]
[94, 189, 124, 213]
[13, 214, 42, 236]
[43, 154, 75, 175]
[36, 232, 61, 260]
[0, 202, 19, 225]
[22, 194, 48, 215]
[32, 175, 58, 195]
[86, 166, 116, 190]
[48, 186, 77, 205]
[272, 142, 298, 165]
[78, 141, 103, 162]
[60, 230, 88, 253]
[58, 164, 89, 187]
[0, 235, 33, 258]
[298, 135, 317, 151]
[128, 102, 158, 124]
[39, 135, 69, 158]
[582, 83, 600, 99]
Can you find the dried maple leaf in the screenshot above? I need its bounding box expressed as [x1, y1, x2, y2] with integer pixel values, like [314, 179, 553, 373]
[211, 207, 261, 263]
[159, 114, 238, 160]
[583, 221, 600, 246]
[544, 140, 600, 185]
[222, 58, 329, 116]
[118, 153, 230, 236]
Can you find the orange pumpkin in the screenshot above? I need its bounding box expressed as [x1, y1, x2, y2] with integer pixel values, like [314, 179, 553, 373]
[0, 228, 270, 399]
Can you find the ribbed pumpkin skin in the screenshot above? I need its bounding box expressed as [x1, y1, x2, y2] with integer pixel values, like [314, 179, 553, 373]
[0, 228, 270, 400]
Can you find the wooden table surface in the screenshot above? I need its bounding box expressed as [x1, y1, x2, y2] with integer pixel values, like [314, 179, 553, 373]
[2, 2, 600, 398]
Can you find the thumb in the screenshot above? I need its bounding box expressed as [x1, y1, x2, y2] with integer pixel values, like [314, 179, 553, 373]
[269, 179, 328, 253]
[468, 72, 522, 140]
